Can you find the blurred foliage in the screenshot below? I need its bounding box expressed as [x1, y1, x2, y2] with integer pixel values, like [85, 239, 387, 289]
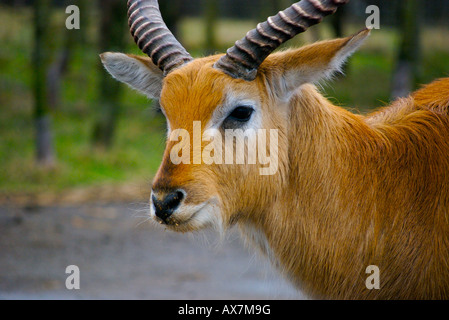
[1, 2, 449, 195]
[0, 6, 166, 193]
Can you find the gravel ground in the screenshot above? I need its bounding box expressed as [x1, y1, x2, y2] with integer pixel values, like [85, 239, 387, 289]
[0, 203, 305, 300]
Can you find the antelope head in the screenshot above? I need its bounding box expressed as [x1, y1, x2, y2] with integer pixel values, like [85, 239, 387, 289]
[100, 0, 369, 233]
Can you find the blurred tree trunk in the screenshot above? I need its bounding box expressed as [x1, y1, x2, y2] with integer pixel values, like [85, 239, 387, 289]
[329, 4, 346, 38]
[204, 0, 218, 54]
[92, 0, 127, 149]
[159, 0, 181, 38]
[47, 0, 90, 110]
[33, 0, 55, 167]
[391, 0, 422, 99]
[46, 48, 69, 111]
[76, 0, 89, 45]
[329, 5, 347, 74]
[258, 0, 286, 20]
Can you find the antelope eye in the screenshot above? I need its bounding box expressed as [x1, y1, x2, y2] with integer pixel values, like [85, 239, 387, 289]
[227, 106, 254, 122]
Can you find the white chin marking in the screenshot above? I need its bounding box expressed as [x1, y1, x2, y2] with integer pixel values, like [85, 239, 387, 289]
[150, 197, 223, 233]
[182, 201, 222, 231]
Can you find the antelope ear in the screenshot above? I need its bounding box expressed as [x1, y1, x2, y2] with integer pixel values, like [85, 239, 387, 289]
[262, 29, 370, 100]
[100, 52, 163, 99]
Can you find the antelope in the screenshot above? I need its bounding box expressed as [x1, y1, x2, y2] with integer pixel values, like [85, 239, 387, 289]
[100, 0, 449, 299]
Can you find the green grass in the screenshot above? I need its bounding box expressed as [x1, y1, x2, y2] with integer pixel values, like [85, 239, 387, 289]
[1, 6, 449, 195]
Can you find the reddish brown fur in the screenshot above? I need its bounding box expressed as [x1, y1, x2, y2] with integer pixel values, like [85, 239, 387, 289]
[103, 33, 449, 299]
[260, 82, 449, 299]
[156, 54, 449, 298]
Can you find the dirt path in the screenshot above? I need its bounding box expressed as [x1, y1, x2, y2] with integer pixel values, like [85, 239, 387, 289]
[0, 203, 304, 299]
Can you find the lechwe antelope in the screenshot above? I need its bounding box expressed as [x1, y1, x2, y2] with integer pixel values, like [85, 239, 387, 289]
[101, 0, 449, 299]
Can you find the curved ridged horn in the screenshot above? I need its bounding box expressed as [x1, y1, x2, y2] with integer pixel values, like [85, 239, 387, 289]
[214, 0, 349, 81]
[127, 0, 193, 75]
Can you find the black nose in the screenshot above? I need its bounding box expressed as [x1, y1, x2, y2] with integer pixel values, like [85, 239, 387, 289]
[152, 190, 184, 222]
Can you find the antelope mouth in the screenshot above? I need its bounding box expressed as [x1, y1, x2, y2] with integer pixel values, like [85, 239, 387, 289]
[150, 198, 220, 232]
[153, 208, 200, 228]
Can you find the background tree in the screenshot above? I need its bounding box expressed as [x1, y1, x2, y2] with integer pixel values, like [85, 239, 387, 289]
[391, 0, 422, 99]
[329, 4, 346, 38]
[204, 0, 218, 54]
[159, 0, 181, 38]
[33, 0, 55, 167]
[47, 0, 89, 111]
[92, 0, 127, 149]
[258, 0, 285, 21]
